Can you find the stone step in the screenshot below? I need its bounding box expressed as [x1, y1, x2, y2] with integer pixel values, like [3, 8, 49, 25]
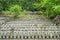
[0, 31, 60, 36]
[0, 35, 60, 39]
[0, 17, 60, 39]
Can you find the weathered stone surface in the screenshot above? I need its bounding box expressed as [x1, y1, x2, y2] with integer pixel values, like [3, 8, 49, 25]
[53, 15, 60, 26]
[0, 17, 60, 39]
[0, 17, 13, 26]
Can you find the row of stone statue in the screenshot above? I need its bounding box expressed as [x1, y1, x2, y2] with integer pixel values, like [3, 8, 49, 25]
[0, 35, 60, 39]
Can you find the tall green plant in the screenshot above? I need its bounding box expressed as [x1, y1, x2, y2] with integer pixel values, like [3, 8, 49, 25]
[9, 5, 23, 19]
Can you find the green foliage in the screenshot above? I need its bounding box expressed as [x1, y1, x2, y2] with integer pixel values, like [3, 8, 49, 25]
[38, 0, 60, 19]
[9, 5, 23, 12]
[9, 5, 24, 19]
[0, 0, 60, 19]
[53, 5, 60, 15]
[0, 6, 3, 11]
[48, 5, 60, 19]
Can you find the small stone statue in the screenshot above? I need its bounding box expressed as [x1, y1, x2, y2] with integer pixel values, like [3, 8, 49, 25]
[53, 15, 60, 26]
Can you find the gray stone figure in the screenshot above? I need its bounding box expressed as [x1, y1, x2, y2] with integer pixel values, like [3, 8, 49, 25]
[53, 15, 60, 26]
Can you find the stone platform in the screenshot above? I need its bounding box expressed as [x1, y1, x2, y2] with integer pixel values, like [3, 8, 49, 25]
[0, 17, 60, 39]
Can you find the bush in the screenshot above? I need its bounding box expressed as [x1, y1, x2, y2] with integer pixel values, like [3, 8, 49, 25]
[9, 5, 24, 19]
[38, 0, 60, 19]
[53, 5, 60, 15]
[0, 0, 60, 19]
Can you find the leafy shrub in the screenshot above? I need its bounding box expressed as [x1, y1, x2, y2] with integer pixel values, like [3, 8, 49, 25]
[9, 5, 24, 19]
[9, 5, 23, 12]
[53, 5, 60, 15]
[0, 0, 60, 19]
[48, 5, 60, 19]
[0, 6, 3, 11]
[38, 0, 60, 19]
